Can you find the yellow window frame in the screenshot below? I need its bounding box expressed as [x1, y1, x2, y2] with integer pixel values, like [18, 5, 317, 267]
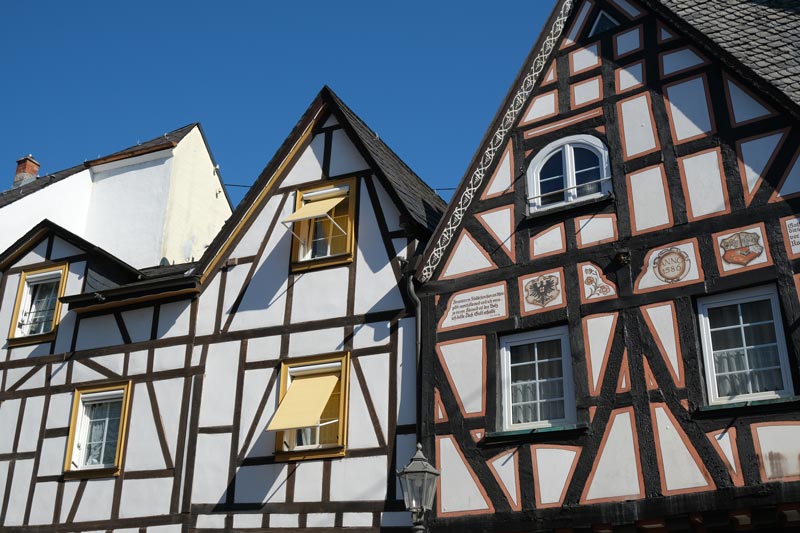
[289, 177, 357, 272]
[272, 352, 350, 461]
[64, 381, 133, 478]
[8, 263, 69, 346]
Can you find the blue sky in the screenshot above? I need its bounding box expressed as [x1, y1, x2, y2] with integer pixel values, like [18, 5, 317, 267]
[0, 1, 557, 206]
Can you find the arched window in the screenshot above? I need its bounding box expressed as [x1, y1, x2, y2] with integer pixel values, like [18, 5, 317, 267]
[526, 135, 612, 212]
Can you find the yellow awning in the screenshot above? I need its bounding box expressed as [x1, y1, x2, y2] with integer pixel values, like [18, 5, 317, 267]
[266, 373, 340, 431]
[282, 197, 345, 224]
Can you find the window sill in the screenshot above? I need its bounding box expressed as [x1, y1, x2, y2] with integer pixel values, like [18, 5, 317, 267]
[274, 446, 346, 462]
[63, 466, 120, 479]
[483, 423, 588, 445]
[290, 253, 353, 273]
[526, 192, 614, 219]
[693, 395, 800, 418]
[7, 331, 56, 347]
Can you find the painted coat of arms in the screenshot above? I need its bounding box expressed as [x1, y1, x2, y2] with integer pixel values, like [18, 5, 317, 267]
[719, 231, 764, 266]
[525, 274, 560, 307]
[653, 247, 690, 284]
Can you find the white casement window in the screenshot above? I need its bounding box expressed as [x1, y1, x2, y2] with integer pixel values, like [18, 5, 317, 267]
[500, 326, 576, 430]
[65, 384, 131, 473]
[698, 286, 794, 405]
[283, 179, 355, 267]
[526, 135, 612, 213]
[267, 354, 349, 458]
[11, 264, 68, 339]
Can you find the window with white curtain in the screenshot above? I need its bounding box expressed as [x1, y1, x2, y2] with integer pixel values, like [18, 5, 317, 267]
[500, 326, 576, 430]
[11, 264, 68, 339]
[698, 286, 794, 405]
[526, 135, 612, 213]
[65, 384, 131, 474]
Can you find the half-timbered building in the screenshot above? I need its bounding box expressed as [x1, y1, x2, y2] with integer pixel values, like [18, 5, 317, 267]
[415, 0, 800, 530]
[0, 87, 445, 532]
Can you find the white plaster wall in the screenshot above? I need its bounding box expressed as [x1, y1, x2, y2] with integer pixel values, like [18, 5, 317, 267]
[0, 169, 92, 255]
[0, 272, 20, 349]
[281, 135, 325, 188]
[29, 481, 58, 525]
[4, 459, 34, 525]
[192, 433, 232, 503]
[329, 455, 387, 501]
[119, 477, 173, 518]
[227, 200, 292, 332]
[75, 314, 124, 351]
[199, 341, 240, 427]
[290, 266, 349, 322]
[162, 127, 232, 265]
[84, 151, 173, 268]
[354, 180, 404, 314]
[329, 129, 369, 176]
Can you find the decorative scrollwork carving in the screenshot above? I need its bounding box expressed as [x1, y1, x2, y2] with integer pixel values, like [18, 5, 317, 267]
[421, 0, 574, 281]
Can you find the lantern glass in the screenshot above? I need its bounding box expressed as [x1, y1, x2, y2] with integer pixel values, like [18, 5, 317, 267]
[397, 444, 440, 514]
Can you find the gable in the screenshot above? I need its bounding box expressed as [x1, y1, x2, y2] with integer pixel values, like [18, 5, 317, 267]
[419, 0, 800, 282]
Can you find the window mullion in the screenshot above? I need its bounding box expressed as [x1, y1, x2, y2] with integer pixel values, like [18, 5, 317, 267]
[565, 146, 577, 202]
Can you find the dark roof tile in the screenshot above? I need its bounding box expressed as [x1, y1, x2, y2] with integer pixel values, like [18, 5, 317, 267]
[657, 0, 800, 107]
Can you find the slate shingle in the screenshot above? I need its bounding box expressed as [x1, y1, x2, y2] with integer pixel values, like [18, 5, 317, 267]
[657, 0, 800, 107]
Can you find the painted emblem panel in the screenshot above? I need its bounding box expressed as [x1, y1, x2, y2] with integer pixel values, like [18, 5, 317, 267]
[518, 268, 566, 316]
[634, 238, 704, 293]
[579, 262, 617, 303]
[712, 223, 772, 276]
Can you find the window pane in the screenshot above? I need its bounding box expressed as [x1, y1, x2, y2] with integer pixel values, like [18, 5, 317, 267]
[538, 359, 563, 379]
[711, 328, 744, 351]
[510, 344, 536, 365]
[741, 299, 773, 323]
[511, 382, 537, 403]
[573, 147, 602, 197]
[511, 364, 536, 383]
[714, 349, 747, 373]
[24, 280, 59, 335]
[512, 403, 536, 424]
[540, 380, 564, 401]
[744, 323, 777, 346]
[748, 345, 781, 369]
[540, 400, 565, 421]
[539, 152, 565, 205]
[717, 373, 749, 397]
[750, 369, 784, 393]
[708, 304, 739, 328]
[536, 339, 562, 360]
[573, 147, 599, 172]
[575, 167, 601, 197]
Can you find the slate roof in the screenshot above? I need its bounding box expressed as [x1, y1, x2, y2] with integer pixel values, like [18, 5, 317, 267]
[325, 88, 447, 233]
[656, 0, 800, 107]
[0, 123, 197, 209]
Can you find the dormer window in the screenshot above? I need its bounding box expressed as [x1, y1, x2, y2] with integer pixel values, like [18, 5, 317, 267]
[9, 263, 68, 343]
[284, 177, 356, 271]
[526, 135, 612, 213]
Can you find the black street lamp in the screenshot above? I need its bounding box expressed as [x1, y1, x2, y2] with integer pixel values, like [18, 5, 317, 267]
[397, 443, 440, 532]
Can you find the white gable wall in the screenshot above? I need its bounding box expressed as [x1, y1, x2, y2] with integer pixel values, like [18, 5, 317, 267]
[0, 169, 92, 255]
[162, 127, 232, 265]
[83, 150, 173, 268]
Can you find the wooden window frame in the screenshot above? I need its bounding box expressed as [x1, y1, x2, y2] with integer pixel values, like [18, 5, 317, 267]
[64, 382, 132, 478]
[499, 326, 576, 431]
[273, 352, 350, 461]
[8, 263, 69, 346]
[289, 177, 357, 273]
[697, 285, 794, 405]
[526, 135, 612, 214]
